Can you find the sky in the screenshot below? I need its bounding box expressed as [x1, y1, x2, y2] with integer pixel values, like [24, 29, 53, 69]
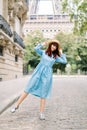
[37, 0, 54, 15]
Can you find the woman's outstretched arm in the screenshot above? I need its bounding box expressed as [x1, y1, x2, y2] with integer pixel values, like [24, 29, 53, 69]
[55, 53, 67, 64]
[34, 43, 43, 56]
[55, 48, 67, 64]
[34, 42, 46, 56]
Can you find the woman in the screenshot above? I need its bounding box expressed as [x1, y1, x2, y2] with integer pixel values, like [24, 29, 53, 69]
[11, 40, 67, 120]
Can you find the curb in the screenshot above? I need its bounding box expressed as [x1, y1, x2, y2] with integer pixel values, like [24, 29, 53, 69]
[0, 92, 21, 115]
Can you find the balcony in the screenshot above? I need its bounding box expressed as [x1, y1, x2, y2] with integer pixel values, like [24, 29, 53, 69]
[0, 15, 13, 37]
[13, 31, 25, 48]
[0, 15, 25, 49]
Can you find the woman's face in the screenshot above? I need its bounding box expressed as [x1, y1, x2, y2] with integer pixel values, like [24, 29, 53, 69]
[51, 44, 57, 52]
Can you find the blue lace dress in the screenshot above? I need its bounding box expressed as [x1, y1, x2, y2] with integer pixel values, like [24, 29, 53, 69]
[24, 43, 67, 98]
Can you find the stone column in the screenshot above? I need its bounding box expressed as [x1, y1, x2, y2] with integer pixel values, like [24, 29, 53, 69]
[3, 0, 8, 21]
[0, 0, 3, 15]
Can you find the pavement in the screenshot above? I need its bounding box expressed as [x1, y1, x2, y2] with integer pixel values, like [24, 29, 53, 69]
[0, 75, 86, 115]
[0, 75, 31, 114]
[0, 75, 87, 130]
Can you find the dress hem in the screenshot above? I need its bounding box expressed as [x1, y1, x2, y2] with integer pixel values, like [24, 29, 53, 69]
[24, 90, 50, 99]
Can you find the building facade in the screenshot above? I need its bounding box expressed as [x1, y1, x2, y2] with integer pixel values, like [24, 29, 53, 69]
[0, 0, 28, 81]
[23, 0, 74, 38]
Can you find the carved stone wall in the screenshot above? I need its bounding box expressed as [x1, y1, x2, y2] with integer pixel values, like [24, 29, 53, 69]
[0, 0, 28, 81]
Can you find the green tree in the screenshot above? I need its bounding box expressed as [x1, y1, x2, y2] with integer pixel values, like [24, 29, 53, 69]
[76, 37, 87, 74]
[23, 30, 45, 73]
[62, 0, 87, 34]
[55, 32, 87, 74]
[55, 32, 77, 61]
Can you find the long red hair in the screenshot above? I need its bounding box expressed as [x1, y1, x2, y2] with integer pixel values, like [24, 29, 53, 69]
[45, 40, 60, 58]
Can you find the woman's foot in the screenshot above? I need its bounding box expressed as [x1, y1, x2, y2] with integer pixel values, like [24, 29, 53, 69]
[10, 105, 19, 113]
[39, 113, 45, 120]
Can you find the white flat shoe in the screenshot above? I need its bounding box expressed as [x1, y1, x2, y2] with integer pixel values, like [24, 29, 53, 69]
[39, 113, 45, 120]
[10, 106, 19, 113]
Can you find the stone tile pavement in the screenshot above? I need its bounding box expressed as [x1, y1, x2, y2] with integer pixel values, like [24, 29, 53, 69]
[0, 75, 30, 114]
[0, 75, 87, 130]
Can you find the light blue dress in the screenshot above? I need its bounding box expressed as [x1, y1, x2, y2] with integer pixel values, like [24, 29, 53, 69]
[24, 43, 67, 98]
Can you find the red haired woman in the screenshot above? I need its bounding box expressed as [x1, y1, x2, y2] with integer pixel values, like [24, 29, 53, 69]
[11, 40, 67, 120]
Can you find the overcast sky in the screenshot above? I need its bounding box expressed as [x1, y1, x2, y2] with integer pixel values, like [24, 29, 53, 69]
[37, 0, 54, 15]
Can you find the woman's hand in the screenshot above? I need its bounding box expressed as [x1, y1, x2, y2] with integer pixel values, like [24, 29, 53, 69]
[59, 48, 63, 55]
[42, 42, 47, 46]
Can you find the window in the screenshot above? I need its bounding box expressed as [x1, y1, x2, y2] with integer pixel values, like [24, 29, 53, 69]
[15, 55, 18, 62]
[0, 78, 2, 81]
[0, 46, 3, 56]
[30, 15, 36, 20]
[47, 16, 53, 20]
[26, 30, 28, 32]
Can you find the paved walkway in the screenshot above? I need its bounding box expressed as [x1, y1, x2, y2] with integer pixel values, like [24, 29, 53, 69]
[0, 75, 31, 114]
[0, 75, 87, 130]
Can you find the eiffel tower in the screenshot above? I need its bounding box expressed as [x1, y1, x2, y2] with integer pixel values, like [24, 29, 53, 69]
[23, 0, 73, 38]
[28, 0, 62, 15]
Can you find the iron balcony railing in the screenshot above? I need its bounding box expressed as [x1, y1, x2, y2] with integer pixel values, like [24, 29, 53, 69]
[13, 31, 25, 48]
[25, 0, 29, 5]
[0, 15, 25, 49]
[0, 15, 13, 37]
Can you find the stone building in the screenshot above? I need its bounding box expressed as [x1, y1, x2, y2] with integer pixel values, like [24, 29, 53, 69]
[23, 14, 73, 38]
[23, 0, 74, 38]
[0, 0, 28, 81]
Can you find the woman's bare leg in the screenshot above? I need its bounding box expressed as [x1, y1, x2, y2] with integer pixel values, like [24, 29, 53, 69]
[40, 98, 46, 113]
[39, 98, 46, 119]
[15, 91, 28, 107]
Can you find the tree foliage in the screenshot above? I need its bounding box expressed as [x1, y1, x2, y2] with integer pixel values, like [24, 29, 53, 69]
[24, 30, 45, 62]
[55, 32, 87, 74]
[23, 31, 67, 73]
[62, 0, 87, 34]
[23, 30, 87, 74]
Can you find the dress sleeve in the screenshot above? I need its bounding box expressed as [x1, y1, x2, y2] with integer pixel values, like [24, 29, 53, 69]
[34, 43, 43, 56]
[55, 53, 67, 64]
